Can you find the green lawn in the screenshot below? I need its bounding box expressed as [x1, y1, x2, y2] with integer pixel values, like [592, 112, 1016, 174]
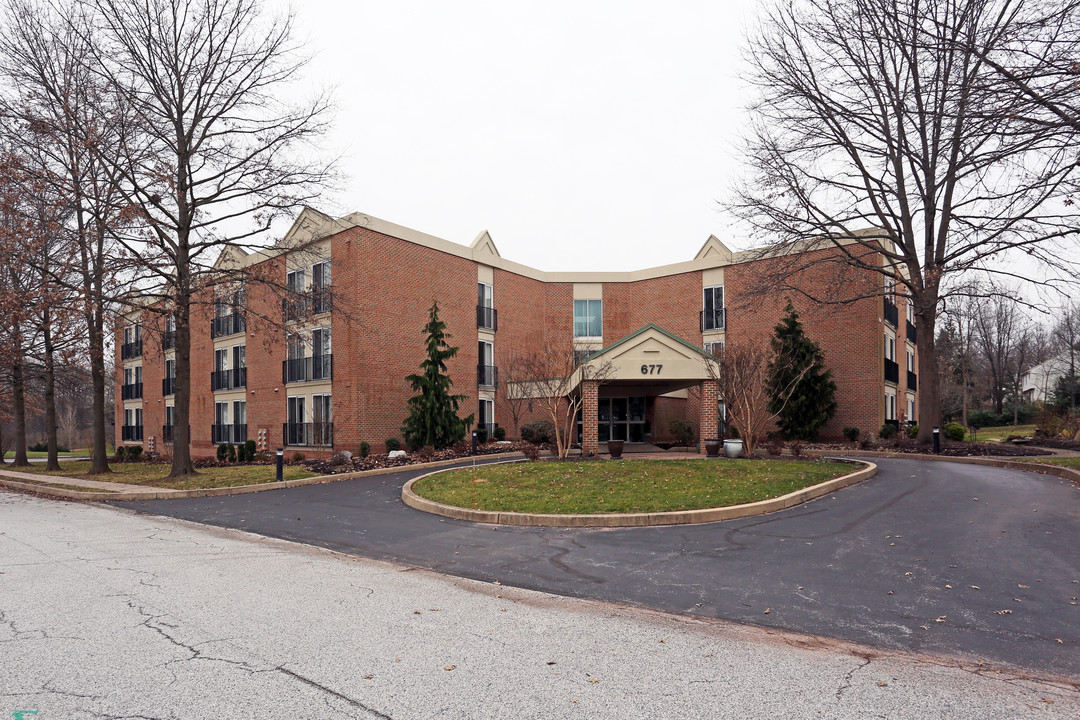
[967, 424, 1037, 442]
[3, 450, 95, 459]
[14, 459, 315, 491]
[411, 458, 855, 514]
[1026, 457, 1080, 471]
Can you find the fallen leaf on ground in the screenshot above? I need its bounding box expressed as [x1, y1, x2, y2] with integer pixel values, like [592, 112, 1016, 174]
[877, 681, 887, 687]
[1018, 584, 1029, 589]
[364, 674, 373, 679]
[763, 608, 771, 614]
[445, 665, 455, 671]
[970, 585, 981, 590]
[995, 609, 1013, 615]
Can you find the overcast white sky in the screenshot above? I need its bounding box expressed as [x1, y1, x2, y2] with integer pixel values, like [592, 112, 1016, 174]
[288, 0, 757, 272]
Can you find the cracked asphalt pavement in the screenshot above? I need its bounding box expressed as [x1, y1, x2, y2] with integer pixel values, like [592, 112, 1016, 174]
[2, 490, 1079, 719]
[111, 456, 1080, 681]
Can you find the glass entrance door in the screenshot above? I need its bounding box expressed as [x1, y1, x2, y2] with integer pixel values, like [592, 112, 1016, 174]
[579, 396, 648, 443]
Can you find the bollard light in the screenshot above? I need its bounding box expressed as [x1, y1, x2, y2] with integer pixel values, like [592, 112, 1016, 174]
[932, 426, 940, 454]
[471, 430, 478, 455]
[276, 447, 284, 481]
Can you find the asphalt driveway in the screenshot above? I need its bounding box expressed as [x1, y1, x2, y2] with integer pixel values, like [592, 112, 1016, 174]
[112, 457, 1080, 679]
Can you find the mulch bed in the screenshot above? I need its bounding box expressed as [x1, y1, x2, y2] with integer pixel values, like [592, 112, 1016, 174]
[803, 441, 1052, 457]
[304, 442, 533, 476]
[1026, 437, 1080, 451]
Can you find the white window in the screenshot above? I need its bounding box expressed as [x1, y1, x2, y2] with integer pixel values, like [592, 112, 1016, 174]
[884, 275, 896, 297]
[312, 328, 331, 357]
[907, 395, 916, 423]
[124, 408, 132, 427]
[704, 341, 725, 357]
[287, 268, 306, 294]
[215, 348, 228, 372]
[703, 286, 725, 330]
[885, 333, 896, 361]
[906, 301, 915, 324]
[124, 367, 133, 385]
[135, 366, 142, 385]
[478, 341, 494, 387]
[312, 260, 331, 290]
[313, 394, 332, 426]
[885, 392, 897, 421]
[287, 333, 305, 360]
[288, 396, 306, 424]
[165, 358, 175, 380]
[478, 282, 493, 308]
[573, 299, 602, 338]
[233, 400, 246, 426]
[479, 398, 494, 433]
[215, 401, 229, 427]
[165, 405, 174, 427]
[907, 348, 915, 372]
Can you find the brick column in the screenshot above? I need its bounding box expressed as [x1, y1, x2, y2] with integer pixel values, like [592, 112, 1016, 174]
[582, 380, 599, 456]
[699, 379, 719, 455]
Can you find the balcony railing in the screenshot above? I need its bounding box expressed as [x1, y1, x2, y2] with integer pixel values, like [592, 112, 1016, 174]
[210, 368, 247, 392]
[282, 355, 333, 384]
[121, 425, 143, 442]
[907, 370, 918, 391]
[477, 305, 498, 331]
[477, 364, 498, 388]
[121, 340, 142, 360]
[283, 422, 333, 447]
[210, 313, 245, 339]
[906, 322, 917, 344]
[162, 425, 173, 443]
[884, 299, 898, 327]
[283, 289, 333, 322]
[163, 330, 175, 350]
[121, 382, 143, 400]
[211, 424, 248, 445]
[162, 377, 175, 396]
[885, 358, 900, 384]
[700, 308, 726, 332]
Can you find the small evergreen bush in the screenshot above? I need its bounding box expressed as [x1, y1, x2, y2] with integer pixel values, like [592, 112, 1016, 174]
[842, 426, 860, 441]
[245, 440, 257, 460]
[115, 446, 127, 461]
[127, 446, 143, 461]
[385, 437, 401, 452]
[217, 443, 228, 461]
[291, 451, 306, 463]
[226, 444, 237, 462]
[878, 423, 897, 439]
[944, 422, 966, 441]
[359, 441, 371, 458]
[906, 424, 919, 439]
[521, 420, 556, 444]
[669, 419, 695, 447]
[494, 426, 506, 441]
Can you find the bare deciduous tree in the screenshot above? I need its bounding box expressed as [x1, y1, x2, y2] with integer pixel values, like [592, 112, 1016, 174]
[731, 0, 1080, 444]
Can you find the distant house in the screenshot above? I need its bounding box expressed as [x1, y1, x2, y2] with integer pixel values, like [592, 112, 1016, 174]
[1022, 353, 1078, 403]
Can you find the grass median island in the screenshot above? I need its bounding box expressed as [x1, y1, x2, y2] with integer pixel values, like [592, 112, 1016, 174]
[13, 460, 315, 491]
[1026, 457, 1080, 471]
[411, 458, 856, 514]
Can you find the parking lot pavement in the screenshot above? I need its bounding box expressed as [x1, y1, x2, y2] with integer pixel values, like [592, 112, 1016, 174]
[2, 492, 1078, 719]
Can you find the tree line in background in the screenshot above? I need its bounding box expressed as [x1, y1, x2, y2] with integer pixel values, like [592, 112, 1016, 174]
[0, 0, 333, 476]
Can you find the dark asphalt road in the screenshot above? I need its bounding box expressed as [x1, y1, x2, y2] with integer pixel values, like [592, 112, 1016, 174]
[111, 457, 1080, 679]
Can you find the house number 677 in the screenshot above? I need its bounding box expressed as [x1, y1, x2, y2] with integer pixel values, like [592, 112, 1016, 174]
[640, 364, 662, 375]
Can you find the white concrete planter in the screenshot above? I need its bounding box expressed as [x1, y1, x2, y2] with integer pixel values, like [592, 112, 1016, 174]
[723, 439, 745, 458]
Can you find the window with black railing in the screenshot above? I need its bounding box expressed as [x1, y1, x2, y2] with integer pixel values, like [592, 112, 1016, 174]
[211, 424, 248, 445]
[162, 377, 175, 396]
[283, 422, 333, 447]
[477, 364, 498, 388]
[210, 313, 245, 339]
[121, 340, 142, 360]
[210, 367, 247, 391]
[906, 322, 917, 344]
[121, 425, 143, 442]
[477, 305, 497, 331]
[884, 358, 900, 384]
[121, 382, 143, 400]
[907, 370, 917, 391]
[884, 299, 898, 327]
[700, 308, 726, 332]
[162, 330, 176, 350]
[282, 355, 333, 383]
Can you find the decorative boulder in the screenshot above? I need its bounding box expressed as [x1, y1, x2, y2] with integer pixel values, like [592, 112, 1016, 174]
[388, 450, 407, 458]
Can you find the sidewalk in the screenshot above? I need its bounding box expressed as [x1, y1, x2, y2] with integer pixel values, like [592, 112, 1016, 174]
[0, 467, 178, 494]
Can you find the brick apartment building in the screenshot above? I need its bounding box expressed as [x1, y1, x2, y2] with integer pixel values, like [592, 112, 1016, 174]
[115, 208, 920, 457]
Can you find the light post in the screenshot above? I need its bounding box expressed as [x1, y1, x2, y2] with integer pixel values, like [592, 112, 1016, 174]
[276, 447, 284, 481]
[932, 426, 940, 454]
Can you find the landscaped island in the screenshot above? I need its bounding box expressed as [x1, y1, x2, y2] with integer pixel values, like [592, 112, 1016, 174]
[410, 459, 856, 515]
[23, 460, 315, 491]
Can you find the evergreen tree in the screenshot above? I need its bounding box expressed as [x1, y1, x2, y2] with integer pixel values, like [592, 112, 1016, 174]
[401, 302, 474, 450]
[767, 301, 838, 441]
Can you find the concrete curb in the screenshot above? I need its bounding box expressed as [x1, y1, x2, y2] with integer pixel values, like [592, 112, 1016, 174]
[401, 458, 878, 527]
[804, 450, 1080, 487]
[0, 452, 527, 502]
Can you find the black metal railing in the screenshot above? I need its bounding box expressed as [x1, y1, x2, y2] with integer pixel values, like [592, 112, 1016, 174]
[210, 313, 245, 339]
[906, 322, 917, 344]
[162, 377, 175, 396]
[163, 330, 175, 350]
[282, 355, 333, 384]
[700, 308, 726, 332]
[210, 367, 247, 391]
[907, 370, 918, 391]
[884, 299, 898, 327]
[121, 425, 143, 442]
[121, 340, 142, 360]
[283, 289, 333, 321]
[283, 422, 333, 447]
[211, 424, 248, 445]
[477, 364, 498, 388]
[121, 382, 143, 400]
[885, 358, 900, 384]
[477, 305, 498, 331]
[162, 425, 173, 443]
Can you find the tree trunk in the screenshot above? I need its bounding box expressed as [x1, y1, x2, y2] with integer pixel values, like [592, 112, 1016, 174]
[87, 315, 111, 474]
[169, 283, 197, 477]
[916, 309, 942, 445]
[11, 355, 29, 467]
[42, 315, 61, 472]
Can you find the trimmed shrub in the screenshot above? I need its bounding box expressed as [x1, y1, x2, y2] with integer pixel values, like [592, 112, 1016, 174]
[29, 441, 70, 453]
[494, 426, 506, 441]
[226, 444, 237, 462]
[967, 410, 995, 430]
[878, 423, 897, 439]
[521, 420, 556, 445]
[114, 446, 127, 461]
[842, 426, 860, 442]
[291, 451, 306, 463]
[236, 445, 247, 462]
[521, 442, 542, 461]
[669, 419, 695, 447]
[475, 426, 488, 444]
[359, 442, 371, 458]
[245, 440, 257, 460]
[217, 443, 229, 461]
[127, 445, 143, 461]
[906, 424, 919, 439]
[944, 422, 966, 442]
[385, 437, 402, 452]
